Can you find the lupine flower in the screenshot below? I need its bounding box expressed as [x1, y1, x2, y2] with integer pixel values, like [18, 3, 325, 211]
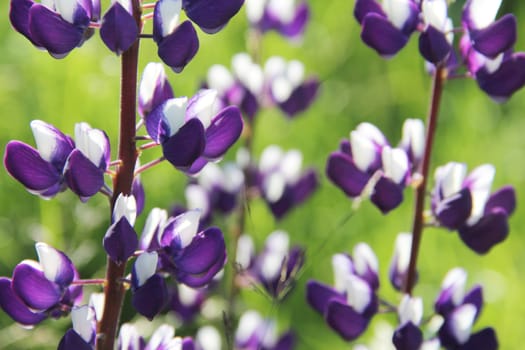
[58, 305, 97, 350]
[152, 0, 244, 72]
[118, 323, 195, 350]
[9, 0, 100, 58]
[99, 0, 139, 55]
[144, 90, 243, 173]
[263, 56, 319, 118]
[434, 268, 498, 350]
[237, 231, 304, 299]
[245, 0, 309, 41]
[4, 120, 74, 199]
[0, 243, 82, 326]
[169, 283, 206, 323]
[392, 295, 434, 350]
[389, 233, 414, 291]
[195, 326, 222, 350]
[306, 243, 379, 341]
[418, 0, 453, 64]
[138, 62, 175, 118]
[354, 0, 419, 58]
[103, 194, 139, 264]
[256, 145, 318, 219]
[431, 162, 516, 254]
[235, 310, 295, 350]
[460, 0, 525, 101]
[327, 120, 423, 213]
[185, 162, 245, 222]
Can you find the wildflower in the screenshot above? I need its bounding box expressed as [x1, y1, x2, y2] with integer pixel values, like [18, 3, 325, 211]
[118, 323, 195, 349]
[103, 194, 139, 264]
[235, 310, 295, 350]
[58, 305, 97, 350]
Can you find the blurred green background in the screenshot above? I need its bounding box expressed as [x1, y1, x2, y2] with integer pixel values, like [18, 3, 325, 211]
[1, 1, 525, 349]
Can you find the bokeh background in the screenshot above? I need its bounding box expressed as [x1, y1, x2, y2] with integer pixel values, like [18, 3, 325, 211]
[1, 1, 525, 349]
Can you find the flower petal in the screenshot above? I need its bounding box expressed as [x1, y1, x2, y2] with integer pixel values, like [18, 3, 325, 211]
[162, 118, 205, 168]
[279, 3, 309, 39]
[278, 78, 319, 117]
[12, 261, 62, 310]
[182, 0, 244, 34]
[65, 149, 105, 198]
[306, 280, 345, 314]
[460, 327, 498, 350]
[203, 106, 243, 159]
[370, 176, 404, 214]
[470, 14, 516, 58]
[28, 4, 84, 58]
[132, 274, 168, 320]
[0, 278, 46, 325]
[484, 185, 516, 216]
[435, 188, 472, 230]
[419, 25, 452, 64]
[157, 20, 199, 73]
[103, 217, 138, 265]
[100, 2, 139, 55]
[475, 52, 525, 101]
[325, 300, 371, 341]
[393, 322, 423, 350]
[36, 242, 75, 286]
[58, 329, 93, 350]
[9, 0, 41, 46]
[326, 152, 369, 197]
[361, 13, 409, 57]
[458, 208, 509, 254]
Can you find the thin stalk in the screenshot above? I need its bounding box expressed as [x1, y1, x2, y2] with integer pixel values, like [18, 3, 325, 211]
[403, 65, 446, 295]
[96, 0, 142, 347]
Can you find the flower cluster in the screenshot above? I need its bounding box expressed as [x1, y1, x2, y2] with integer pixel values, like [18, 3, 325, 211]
[9, 0, 244, 72]
[327, 119, 424, 213]
[354, 0, 525, 100]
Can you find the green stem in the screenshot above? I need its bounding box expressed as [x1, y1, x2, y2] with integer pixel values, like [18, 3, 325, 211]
[96, 1, 142, 348]
[403, 65, 446, 295]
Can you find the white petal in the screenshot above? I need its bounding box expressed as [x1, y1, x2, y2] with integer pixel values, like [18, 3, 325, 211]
[140, 63, 167, 108]
[392, 233, 412, 274]
[259, 145, 284, 173]
[465, 164, 495, 225]
[174, 209, 202, 248]
[119, 324, 141, 350]
[381, 146, 409, 184]
[345, 275, 372, 313]
[113, 194, 137, 226]
[148, 324, 175, 349]
[163, 97, 188, 137]
[140, 208, 168, 249]
[35, 242, 65, 283]
[450, 304, 477, 344]
[271, 76, 294, 103]
[268, 0, 295, 23]
[467, 0, 502, 29]
[332, 253, 353, 293]
[286, 60, 305, 87]
[197, 326, 222, 350]
[232, 53, 264, 94]
[135, 251, 158, 287]
[353, 242, 378, 276]
[400, 118, 425, 162]
[422, 0, 448, 30]
[398, 294, 423, 325]
[54, 0, 78, 23]
[207, 64, 235, 94]
[158, 0, 182, 36]
[30, 120, 61, 163]
[89, 293, 105, 322]
[222, 163, 244, 192]
[71, 306, 95, 343]
[178, 284, 200, 306]
[264, 56, 287, 79]
[236, 234, 255, 270]
[245, 0, 267, 23]
[280, 150, 303, 183]
[185, 184, 210, 215]
[484, 53, 504, 74]
[263, 172, 286, 202]
[382, 0, 413, 30]
[236, 310, 263, 344]
[441, 267, 467, 306]
[187, 89, 218, 129]
[75, 123, 108, 166]
[436, 162, 467, 198]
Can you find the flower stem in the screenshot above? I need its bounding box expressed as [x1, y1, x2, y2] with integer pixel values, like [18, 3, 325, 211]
[96, 0, 141, 348]
[403, 65, 446, 295]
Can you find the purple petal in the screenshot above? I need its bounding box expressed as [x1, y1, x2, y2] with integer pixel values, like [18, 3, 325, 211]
[325, 300, 371, 341]
[476, 52, 525, 101]
[36, 242, 75, 286]
[484, 185, 516, 216]
[162, 118, 206, 168]
[392, 322, 423, 350]
[65, 149, 105, 198]
[12, 261, 62, 310]
[354, 0, 385, 24]
[103, 217, 138, 265]
[132, 178, 146, 216]
[132, 274, 168, 320]
[278, 78, 319, 118]
[460, 328, 498, 350]
[419, 26, 452, 64]
[458, 209, 509, 254]
[463, 285, 483, 319]
[203, 106, 243, 159]
[30, 120, 75, 169]
[9, 0, 41, 46]
[361, 13, 409, 57]
[175, 228, 226, 287]
[139, 63, 174, 118]
[274, 332, 295, 350]
[0, 278, 46, 325]
[28, 4, 84, 58]
[185, 156, 209, 175]
[371, 176, 404, 214]
[182, 337, 195, 350]
[326, 152, 369, 197]
[157, 21, 199, 73]
[100, 2, 139, 55]
[470, 14, 516, 58]
[306, 280, 345, 314]
[182, 0, 244, 34]
[435, 188, 472, 230]
[4, 141, 62, 196]
[58, 329, 93, 350]
[279, 3, 309, 39]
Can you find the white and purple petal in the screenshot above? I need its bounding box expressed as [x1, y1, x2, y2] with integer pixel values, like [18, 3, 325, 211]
[469, 14, 516, 58]
[162, 118, 206, 168]
[305, 280, 345, 314]
[103, 217, 139, 265]
[458, 208, 509, 254]
[202, 106, 243, 159]
[36, 242, 75, 286]
[138, 62, 174, 118]
[435, 188, 472, 230]
[100, 2, 139, 55]
[484, 185, 515, 216]
[277, 78, 319, 117]
[132, 274, 168, 320]
[326, 152, 370, 197]
[370, 176, 404, 214]
[389, 233, 413, 291]
[419, 25, 452, 64]
[58, 328, 93, 350]
[157, 20, 199, 73]
[361, 13, 409, 58]
[325, 300, 371, 341]
[30, 120, 75, 169]
[475, 52, 525, 102]
[65, 149, 105, 198]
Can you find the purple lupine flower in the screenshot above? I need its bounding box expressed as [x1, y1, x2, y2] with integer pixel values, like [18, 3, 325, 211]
[435, 268, 498, 350]
[418, 0, 453, 64]
[144, 90, 243, 173]
[58, 305, 97, 350]
[131, 251, 169, 320]
[103, 194, 139, 264]
[138, 62, 175, 118]
[99, 0, 139, 55]
[238, 231, 304, 299]
[0, 243, 82, 326]
[235, 310, 295, 350]
[431, 162, 516, 254]
[152, 0, 244, 72]
[306, 243, 379, 341]
[245, 0, 309, 41]
[169, 283, 206, 323]
[460, 0, 525, 101]
[4, 120, 74, 199]
[156, 210, 227, 288]
[118, 323, 195, 350]
[327, 120, 421, 213]
[389, 233, 414, 291]
[185, 162, 244, 222]
[263, 56, 319, 118]
[354, 0, 419, 58]
[9, 0, 100, 57]
[392, 295, 427, 350]
[257, 145, 318, 219]
[65, 122, 111, 200]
